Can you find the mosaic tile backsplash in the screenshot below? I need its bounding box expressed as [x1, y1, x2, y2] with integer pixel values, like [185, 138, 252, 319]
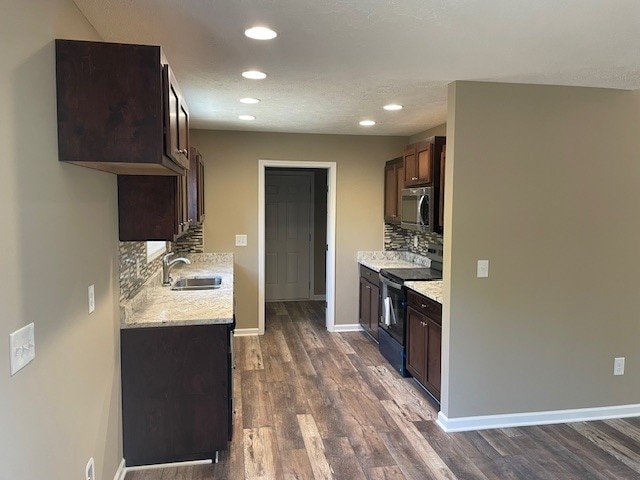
[119, 225, 205, 302]
[384, 223, 443, 255]
[173, 224, 204, 254]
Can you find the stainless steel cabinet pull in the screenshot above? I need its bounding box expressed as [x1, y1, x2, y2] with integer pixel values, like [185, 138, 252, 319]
[412, 176, 418, 180]
[421, 303, 427, 308]
[178, 148, 188, 155]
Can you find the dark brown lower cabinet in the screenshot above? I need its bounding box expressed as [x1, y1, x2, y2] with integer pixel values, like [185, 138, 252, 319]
[359, 265, 380, 342]
[121, 323, 233, 466]
[406, 290, 442, 403]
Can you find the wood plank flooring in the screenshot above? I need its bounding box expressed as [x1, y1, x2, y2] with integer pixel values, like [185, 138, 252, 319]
[126, 301, 640, 480]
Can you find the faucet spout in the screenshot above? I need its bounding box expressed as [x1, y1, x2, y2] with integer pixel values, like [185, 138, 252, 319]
[162, 253, 191, 286]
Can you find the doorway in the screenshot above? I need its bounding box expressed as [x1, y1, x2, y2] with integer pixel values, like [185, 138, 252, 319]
[264, 170, 313, 301]
[258, 160, 337, 335]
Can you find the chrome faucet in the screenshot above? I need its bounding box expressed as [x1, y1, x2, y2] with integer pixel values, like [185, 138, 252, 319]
[162, 252, 191, 286]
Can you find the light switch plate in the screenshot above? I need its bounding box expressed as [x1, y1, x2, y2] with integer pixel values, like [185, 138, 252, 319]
[88, 284, 95, 314]
[9, 323, 35, 376]
[614, 357, 625, 375]
[477, 260, 489, 278]
[235, 234, 248, 247]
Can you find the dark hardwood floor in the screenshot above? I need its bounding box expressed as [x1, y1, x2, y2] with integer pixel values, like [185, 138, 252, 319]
[126, 301, 640, 480]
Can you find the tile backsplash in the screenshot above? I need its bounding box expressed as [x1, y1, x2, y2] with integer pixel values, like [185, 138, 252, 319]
[119, 225, 205, 302]
[384, 223, 443, 255]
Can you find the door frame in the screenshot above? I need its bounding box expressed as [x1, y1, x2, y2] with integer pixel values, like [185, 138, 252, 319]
[258, 160, 337, 334]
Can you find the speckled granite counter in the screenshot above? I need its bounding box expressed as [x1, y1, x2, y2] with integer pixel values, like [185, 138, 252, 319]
[405, 280, 443, 304]
[357, 250, 431, 272]
[120, 253, 234, 329]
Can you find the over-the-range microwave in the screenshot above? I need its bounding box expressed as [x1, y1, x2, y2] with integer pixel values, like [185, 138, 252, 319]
[400, 186, 434, 232]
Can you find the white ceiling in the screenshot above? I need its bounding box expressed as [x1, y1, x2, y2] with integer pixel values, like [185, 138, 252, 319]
[72, 0, 640, 137]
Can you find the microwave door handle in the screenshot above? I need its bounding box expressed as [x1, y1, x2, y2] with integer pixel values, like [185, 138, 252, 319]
[418, 195, 426, 226]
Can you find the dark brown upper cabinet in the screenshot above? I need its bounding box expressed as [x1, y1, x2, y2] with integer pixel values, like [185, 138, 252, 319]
[187, 147, 205, 225]
[384, 157, 403, 224]
[118, 175, 188, 241]
[403, 136, 446, 188]
[55, 39, 190, 175]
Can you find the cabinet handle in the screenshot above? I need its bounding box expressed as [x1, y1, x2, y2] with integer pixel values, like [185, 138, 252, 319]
[178, 148, 188, 156]
[412, 176, 418, 181]
[420, 321, 427, 327]
[421, 303, 427, 308]
[366, 285, 370, 290]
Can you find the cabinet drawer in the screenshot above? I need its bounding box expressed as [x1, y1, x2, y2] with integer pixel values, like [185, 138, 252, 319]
[359, 264, 380, 286]
[407, 290, 442, 323]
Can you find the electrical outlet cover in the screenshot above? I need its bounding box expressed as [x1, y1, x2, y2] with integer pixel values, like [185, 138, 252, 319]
[235, 234, 248, 246]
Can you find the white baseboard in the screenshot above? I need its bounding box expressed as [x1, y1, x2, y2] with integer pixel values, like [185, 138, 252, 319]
[436, 403, 640, 433]
[125, 459, 212, 472]
[234, 327, 261, 336]
[331, 323, 364, 333]
[113, 459, 126, 480]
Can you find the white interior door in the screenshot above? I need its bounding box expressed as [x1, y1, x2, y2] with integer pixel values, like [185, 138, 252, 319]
[265, 171, 312, 301]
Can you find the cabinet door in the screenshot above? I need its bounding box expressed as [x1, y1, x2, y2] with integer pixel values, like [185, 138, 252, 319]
[384, 163, 397, 222]
[396, 162, 404, 215]
[438, 145, 446, 230]
[176, 173, 189, 237]
[406, 307, 427, 385]
[403, 145, 417, 185]
[187, 148, 206, 225]
[163, 65, 190, 170]
[359, 277, 372, 330]
[121, 325, 229, 466]
[198, 157, 205, 222]
[369, 281, 380, 340]
[118, 175, 188, 241]
[415, 142, 433, 184]
[425, 319, 442, 400]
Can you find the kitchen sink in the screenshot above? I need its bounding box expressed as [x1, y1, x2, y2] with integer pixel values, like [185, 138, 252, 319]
[171, 276, 222, 291]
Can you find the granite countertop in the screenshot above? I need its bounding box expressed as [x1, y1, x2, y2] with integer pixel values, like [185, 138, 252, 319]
[357, 250, 431, 272]
[120, 253, 234, 329]
[405, 280, 443, 304]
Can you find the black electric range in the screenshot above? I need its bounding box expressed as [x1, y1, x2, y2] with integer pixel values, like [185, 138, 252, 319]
[378, 263, 442, 377]
[379, 267, 442, 284]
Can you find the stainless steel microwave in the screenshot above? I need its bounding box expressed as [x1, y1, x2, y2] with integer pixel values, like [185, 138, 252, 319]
[401, 186, 434, 232]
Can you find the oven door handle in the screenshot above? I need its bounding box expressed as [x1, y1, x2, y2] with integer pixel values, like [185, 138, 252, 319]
[379, 275, 403, 290]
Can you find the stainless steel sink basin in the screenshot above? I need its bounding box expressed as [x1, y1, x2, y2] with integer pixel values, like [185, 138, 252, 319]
[171, 276, 222, 291]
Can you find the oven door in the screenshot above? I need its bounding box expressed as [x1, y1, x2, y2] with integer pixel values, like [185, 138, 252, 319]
[379, 276, 406, 345]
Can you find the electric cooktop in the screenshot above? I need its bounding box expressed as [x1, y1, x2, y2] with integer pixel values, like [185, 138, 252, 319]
[379, 267, 442, 283]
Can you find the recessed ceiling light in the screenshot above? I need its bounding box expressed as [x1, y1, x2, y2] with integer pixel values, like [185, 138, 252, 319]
[242, 70, 267, 80]
[245, 26, 277, 40]
[240, 97, 260, 104]
[359, 120, 376, 126]
[239, 115, 256, 121]
[383, 104, 403, 111]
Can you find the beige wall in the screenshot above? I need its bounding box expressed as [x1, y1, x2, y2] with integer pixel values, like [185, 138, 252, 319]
[190, 130, 407, 329]
[409, 123, 447, 143]
[0, 1, 122, 479]
[444, 81, 640, 418]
